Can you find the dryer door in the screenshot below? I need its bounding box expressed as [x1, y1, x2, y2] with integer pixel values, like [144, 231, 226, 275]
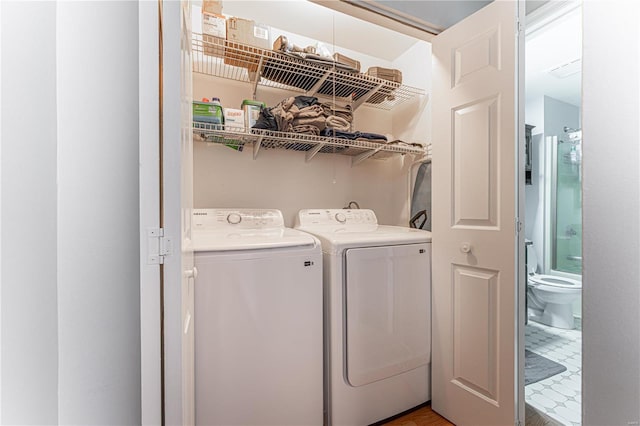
[344, 243, 431, 387]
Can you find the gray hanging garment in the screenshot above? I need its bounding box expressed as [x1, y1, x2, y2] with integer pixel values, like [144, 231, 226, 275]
[410, 162, 432, 231]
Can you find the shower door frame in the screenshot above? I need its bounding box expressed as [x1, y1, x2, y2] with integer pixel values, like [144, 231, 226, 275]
[544, 135, 582, 281]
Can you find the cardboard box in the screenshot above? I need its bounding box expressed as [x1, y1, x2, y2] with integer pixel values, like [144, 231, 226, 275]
[226, 17, 269, 48]
[202, 34, 225, 58]
[333, 52, 361, 72]
[202, 0, 222, 15]
[223, 108, 246, 131]
[202, 13, 225, 57]
[242, 99, 265, 129]
[203, 12, 226, 38]
[366, 66, 403, 84]
[224, 17, 269, 71]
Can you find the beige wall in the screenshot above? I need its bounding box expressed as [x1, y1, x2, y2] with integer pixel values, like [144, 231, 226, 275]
[192, 26, 431, 227]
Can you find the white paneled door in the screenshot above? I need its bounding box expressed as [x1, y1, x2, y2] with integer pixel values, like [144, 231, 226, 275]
[178, 2, 195, 425]
[431, 1, 520, 425]
[141, 1, 195, 424]
[162, 1, 195, 425]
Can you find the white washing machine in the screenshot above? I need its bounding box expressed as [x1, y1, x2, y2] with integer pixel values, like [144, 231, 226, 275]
[296, 209, 432, 426]
[193, 208, 323, 426]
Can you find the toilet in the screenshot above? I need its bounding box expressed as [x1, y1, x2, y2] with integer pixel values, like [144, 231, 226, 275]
[526, 244, 582, 329]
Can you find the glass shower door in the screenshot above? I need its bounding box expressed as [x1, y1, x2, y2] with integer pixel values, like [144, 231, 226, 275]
[551, 131, 582, 274]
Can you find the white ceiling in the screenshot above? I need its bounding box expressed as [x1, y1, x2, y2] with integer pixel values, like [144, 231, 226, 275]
[525, 6, 582, 107]
[371, 0, 491, 30]
[337, 0, 580, 107]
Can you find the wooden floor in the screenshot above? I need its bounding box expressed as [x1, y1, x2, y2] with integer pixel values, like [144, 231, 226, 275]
[381, 402, 561, 426]
[381, 403, 454, 426]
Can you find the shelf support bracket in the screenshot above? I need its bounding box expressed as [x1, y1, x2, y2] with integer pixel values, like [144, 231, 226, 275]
[253, 135, 264, 160]
[306, 69, 332, 97]
[351, 147, 382, 167]
[352, 81, 385, 111]
[305, 143, 326, 162]
[250, 56, 265, 100]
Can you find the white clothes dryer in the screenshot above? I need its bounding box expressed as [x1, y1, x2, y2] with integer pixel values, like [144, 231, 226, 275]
[295, 209, 432, 425]
[193, 209, 323, 426]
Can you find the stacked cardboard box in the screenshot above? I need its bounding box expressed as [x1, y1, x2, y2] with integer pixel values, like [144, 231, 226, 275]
[202, 12, 225, 57]
[366, 67, 403, 84]
[333, 52, 361, 72]
[202, 0, 222, 15]
[224, 17, 270, 72]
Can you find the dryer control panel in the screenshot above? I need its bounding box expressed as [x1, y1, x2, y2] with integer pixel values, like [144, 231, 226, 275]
[193, 209, 284, 230]
[296, 209, 378, 227]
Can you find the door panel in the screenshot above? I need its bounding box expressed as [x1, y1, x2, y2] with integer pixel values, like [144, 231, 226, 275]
[452, 265, 499, 402]
[162, 1, 195, 425]
[179, 2, 195, 425]
[432, 1, 518, 424]
[453, 96, 499, 227]
[453, 27, 501, 87]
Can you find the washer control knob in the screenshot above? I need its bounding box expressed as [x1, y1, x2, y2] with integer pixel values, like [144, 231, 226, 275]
[335, 212, 347, 223]
[460, 242, 472, 254]
[227, 213, 242, 224]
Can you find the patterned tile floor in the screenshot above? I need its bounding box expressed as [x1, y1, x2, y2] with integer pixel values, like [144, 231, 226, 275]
[525, 318, 582, 426]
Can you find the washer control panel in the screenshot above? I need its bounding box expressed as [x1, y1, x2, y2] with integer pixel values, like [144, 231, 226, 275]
[297, 209, 377, 227]
[193, 209, 284, 230]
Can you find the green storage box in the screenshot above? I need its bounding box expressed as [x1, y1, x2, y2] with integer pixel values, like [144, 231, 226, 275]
[193, 101, 224, 124]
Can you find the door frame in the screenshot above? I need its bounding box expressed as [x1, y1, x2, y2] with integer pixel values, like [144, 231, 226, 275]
[516, 1, 526, 424]
[139, 1, 195, 424]
[139, 1, 528, 424]
[139, 1, 162, 424]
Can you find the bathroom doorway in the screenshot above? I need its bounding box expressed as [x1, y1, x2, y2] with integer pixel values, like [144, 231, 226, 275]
[524, 2, 582, 424]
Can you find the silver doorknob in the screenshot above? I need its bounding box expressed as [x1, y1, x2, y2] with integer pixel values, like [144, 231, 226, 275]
[460, 242, 472, 254]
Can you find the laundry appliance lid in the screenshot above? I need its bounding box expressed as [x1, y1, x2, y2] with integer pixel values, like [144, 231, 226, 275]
[295, 209, 431, 252]
[191, 208, 317, 252]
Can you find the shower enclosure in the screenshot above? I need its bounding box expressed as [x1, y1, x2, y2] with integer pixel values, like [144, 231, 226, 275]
[546, 129, 582, 276]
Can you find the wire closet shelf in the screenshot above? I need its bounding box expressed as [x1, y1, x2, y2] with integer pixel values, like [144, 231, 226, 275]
[192, 33, 425, 111]
[193, 122, 427, 165]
